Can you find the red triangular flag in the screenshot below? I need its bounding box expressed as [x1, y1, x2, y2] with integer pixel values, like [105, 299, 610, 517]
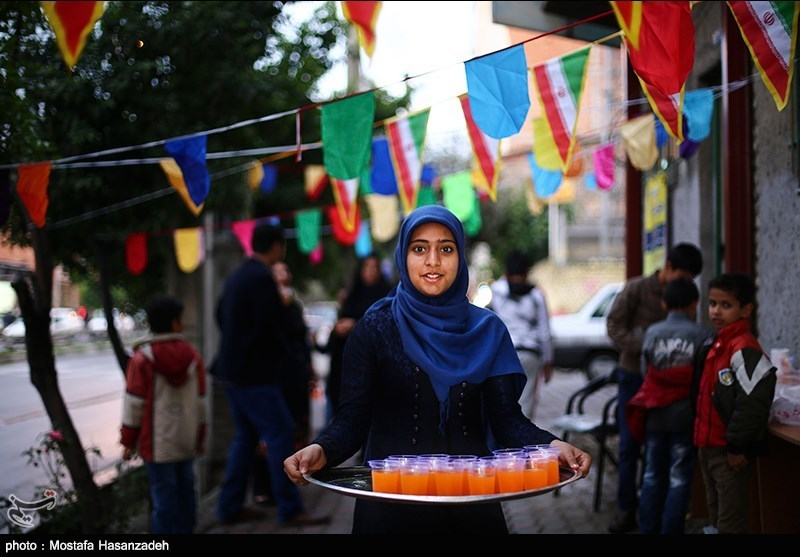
[125, 233, 148, 275]
[40, 1, 105, 68]
[232, 219, 256, 257]
[16, 162, 51, 227]
[327, 205, 360, 246]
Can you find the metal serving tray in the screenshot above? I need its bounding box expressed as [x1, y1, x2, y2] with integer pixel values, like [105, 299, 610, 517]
[304, 466, 582, 505]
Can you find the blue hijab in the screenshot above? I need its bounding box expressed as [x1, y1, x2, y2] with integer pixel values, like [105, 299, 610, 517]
[372, 206, 523, 425]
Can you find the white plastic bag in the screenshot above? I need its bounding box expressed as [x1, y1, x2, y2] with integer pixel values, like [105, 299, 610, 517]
[770, 384, 800, 426]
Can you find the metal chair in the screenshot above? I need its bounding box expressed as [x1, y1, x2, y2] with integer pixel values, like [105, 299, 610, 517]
[551, 372, 618, 511]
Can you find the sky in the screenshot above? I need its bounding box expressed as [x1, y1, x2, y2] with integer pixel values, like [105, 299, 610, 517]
[284, 1, 479, 151]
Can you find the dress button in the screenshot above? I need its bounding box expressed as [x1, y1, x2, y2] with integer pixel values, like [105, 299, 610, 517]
[413, 413, 418, 420]
[462, 381, 467, 388]
[415, 366, 420, 373]
[414, 393, 419, 399]
[460, 392, 465, 399]
[414, 383, 419, 390]
[463, 432, 468, 438]
[414, 405, 419, 411]
[458, 412, 463, 417]
[413, 426, 419, 433]
[462, 425, 467, 431]
[458, 402, 463, 408]
[412, 438, 417, 445]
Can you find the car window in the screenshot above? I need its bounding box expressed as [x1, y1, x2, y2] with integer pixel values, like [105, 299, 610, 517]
[591, 290, 618, 318]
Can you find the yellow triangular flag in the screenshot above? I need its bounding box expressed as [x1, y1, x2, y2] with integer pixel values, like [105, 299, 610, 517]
[532, 117, 562, 171]
[174, 227, 205, 273]
[365, 193, 400, 242]
[619, 115, 658, 171]
[160, 159, 204, 216]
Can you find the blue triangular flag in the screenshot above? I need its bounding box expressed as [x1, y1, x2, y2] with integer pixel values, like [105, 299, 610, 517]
[260, 164, 278, 194]
[165, 136, 210, 207]
[355, 222, 373, 258]
[528, 153, 562, 198]
[370, 137, 398, 195]
[654, 118, 668, 149]
[683, 89, 714, 142]
[465, 44, 530, 139]
[584, 173, 597, 190]
[421, 165, 436, 186]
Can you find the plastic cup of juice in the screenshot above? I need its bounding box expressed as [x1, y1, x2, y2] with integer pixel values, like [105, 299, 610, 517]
[368, 459, 401, 494]
[399, 460, 430, 496]
[431, 460, 466, 496]
[523, 453, 549, 490]
[495, 454, 525, 493]
[467, 457, 497, 495]
[539, 447, 562, 485]
[449, 455, 478, 494]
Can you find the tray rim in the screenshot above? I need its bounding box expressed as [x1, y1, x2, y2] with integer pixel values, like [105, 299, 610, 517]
[303, 465, 583, 505]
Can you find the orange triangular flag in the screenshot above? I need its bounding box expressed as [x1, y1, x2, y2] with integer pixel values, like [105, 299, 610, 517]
[341, 1, 382, 58]
[610, 1, 643, 50]
[330, 177, 359, 234]
[16, 162, 52, 227]
[40, 1, 105, 68]
[160, 159, 204, 216]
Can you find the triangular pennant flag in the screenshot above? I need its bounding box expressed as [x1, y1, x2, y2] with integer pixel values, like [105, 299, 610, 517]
[385, 109, 430, 215]
[619, 115, 659, 171]
[679, 119, 701, 159]
[0, 169, 11, 227]
[341, 1, 382, 58]
[563, 142, 584, 178]
[727, 1, 799, 110]
[40, 1, 105, 68]
[322, 91, 375, 180]
[624, 2, 695, 140]
[159, 159, 204, 216]
[465, 44, 530, 139]
[584, 173, 598, 190]
[16, 162, 51, 227]
[654, 118, 669, 148]
[328, 204, 361, 246]
[441, 171, 475, 222]
[304, 164, 329, 200]
[125, 233, 148, 276]
[421, 165, 436, 186]
[330, 176, 360, 234]
[365, 193, 399, 242]
[470, 168, 491, 203]
[174, 227, 205, 273]
[524, 182, 546, 216]
[464, 193, 483, 237]
[593, 143, 616, 191]
[532, 117, 562, 170]
[549, 176, 576, 204]
[610, 1, 643, 50]
[528, 153, 563, 199]
[532, 47, 591, 172]
[310, 243, 324, 265]
[354, 223, 373, 258]
[371, 138, 399, 195]
[459, 93, 502, 201]
[231, 219, 256, 257]
[295, 209, 322, 255]
[165, 136, 210, 207]
[416, 186, 438, 207]
[683, 88, 714, 142]
[248, 162, 278, 194]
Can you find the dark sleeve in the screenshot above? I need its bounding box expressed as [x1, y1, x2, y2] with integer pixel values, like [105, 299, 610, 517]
[484, 374, 559, 448]
[727, 347, 777, 455]
[313, 318, 375, 467]
[606, 281, 643, 355]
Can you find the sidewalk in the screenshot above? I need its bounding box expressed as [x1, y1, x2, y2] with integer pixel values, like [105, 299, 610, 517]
[186, 369, 623, 535]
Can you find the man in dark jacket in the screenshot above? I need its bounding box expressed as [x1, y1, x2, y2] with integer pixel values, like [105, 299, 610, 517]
[214, 222, 327, 527]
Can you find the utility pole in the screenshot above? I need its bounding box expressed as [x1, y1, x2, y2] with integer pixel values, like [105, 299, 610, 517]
[347, 26, 362, 94]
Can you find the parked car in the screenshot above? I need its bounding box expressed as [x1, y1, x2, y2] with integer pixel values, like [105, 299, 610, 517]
[87, 309, 136, 338]
[2, 307, 86, 346]
[550, 283, 623, 380]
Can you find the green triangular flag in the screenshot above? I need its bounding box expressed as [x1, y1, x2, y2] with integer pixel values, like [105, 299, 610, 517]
[295, 209, 322, 254]
[441, 171, 475, 222]
[416, 186, 437, 207]
[322, 92, 375, 180]
[464, 194, 482, 237]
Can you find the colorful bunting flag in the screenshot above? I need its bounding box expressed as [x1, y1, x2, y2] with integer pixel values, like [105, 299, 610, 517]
[295, 209, 322, 254]
[40, 1, 105, 68]
[620, 115, 658, 171]
[549, 176, 576, 204]
[174, 227, 205, 273]
[593, 143, 616, 191]
[527, 153, 563, 199]
[683, 88, 714, 142]
[159, 159, 204, 216]
[532, 117, 562, 171]
[441, 171, 475, 222]
[231, 219, 256, 257]
[310, 243, 324, 265]
[465, 44, 530, 139]
[304, 165, 328, 200]
[464, 194, 482, 237]
[624, 2, 695, 140]
[354, 224, 373, 258]
[125, 233, 148, 275]
[459, 94, 501, 201]
[322, 91, 375, 180]
[328, 204, 361, 246]
[385, 109, 430, 215]
[532, 47, 591, 173]
[421, 165, 436, 186]
[610, 1, 643, 49]
[416, 186, 438, 208]
[16, 162, 51, 227]
[165, 136, 210, 207]
[0, 169, 10, 228]
[728, 1, 799, 110]
[330, 176, 360, 234]
[371, 138, 399, 195]
[524, 184, 546, 216]
[563, 142, 584, 178]
[341, 1, 382, 58]
[247, 162, 278, 194]
[365, 193, 399, 242]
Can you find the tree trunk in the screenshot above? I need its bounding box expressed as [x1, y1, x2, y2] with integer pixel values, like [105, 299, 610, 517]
[94, 237, 130, 374]
[12, 227, 108, 533]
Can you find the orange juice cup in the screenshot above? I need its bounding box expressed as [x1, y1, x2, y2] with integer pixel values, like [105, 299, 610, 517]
[368, 459, 401, 494]
[449, 455, 478, 493]
[467, 457, 497, 495]
[495, 455, 525, 493]
[539, 447, 561, 485]
[523, 454, 549, 490]
[418, 455, 449, 496]
[399, 461, 430, 496]
[433, 461, 466, 496]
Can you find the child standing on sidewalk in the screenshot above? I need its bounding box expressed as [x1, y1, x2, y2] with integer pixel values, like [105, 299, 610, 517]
[120, 296, 207, 534]
[693, 273, 776, 534]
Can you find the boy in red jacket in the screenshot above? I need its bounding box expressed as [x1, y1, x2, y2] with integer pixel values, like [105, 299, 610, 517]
[694, 273, 776, 534]
[120, 296, 206, 534]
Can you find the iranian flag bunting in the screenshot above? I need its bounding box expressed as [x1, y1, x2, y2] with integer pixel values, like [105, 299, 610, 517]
[727, 1, 799, 110]
[459, 94, 501, 201]
[385, 110, 430, 215]
[533, 47, 591, 173]
[330, 176, 360, 234]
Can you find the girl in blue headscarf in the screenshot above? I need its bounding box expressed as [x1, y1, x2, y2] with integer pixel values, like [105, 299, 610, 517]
[285, 206, 591, 534]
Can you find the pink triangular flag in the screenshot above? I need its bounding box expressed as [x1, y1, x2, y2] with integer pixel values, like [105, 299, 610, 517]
[593, 143, 616, 191]
[231, 219, 256, 257]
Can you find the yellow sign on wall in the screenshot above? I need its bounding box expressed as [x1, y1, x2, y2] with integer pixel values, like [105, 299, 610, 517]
[643, 171, 667, 275]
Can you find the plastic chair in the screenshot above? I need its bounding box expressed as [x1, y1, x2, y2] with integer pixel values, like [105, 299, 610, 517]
[551, 372, 618, 511]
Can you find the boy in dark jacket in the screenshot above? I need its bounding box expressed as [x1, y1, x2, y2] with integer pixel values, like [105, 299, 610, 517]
[694, 273, 776, 534]
[120, 296, 206, 534]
